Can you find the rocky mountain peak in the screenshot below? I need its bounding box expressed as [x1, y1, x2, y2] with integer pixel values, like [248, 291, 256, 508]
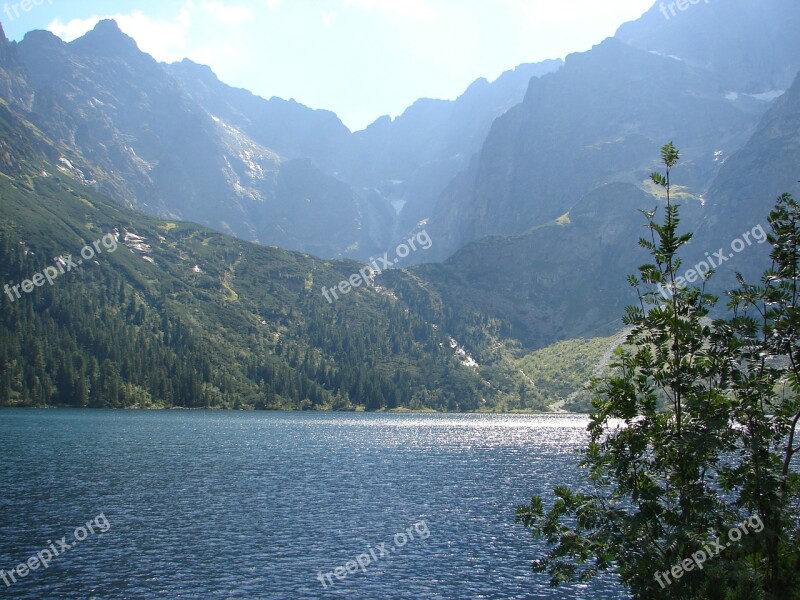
[172, 58, 219, 85]
[0, 22, 8, 63]
[20, 28, 65, 52]
[71, 19, 141, 57]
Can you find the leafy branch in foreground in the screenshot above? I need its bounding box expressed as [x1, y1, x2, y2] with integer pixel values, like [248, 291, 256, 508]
[516, 144, 800, 599]
[718, 192, 800, 597]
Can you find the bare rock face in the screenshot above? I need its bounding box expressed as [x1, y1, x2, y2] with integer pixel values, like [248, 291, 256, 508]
[9, 20, 388, 260]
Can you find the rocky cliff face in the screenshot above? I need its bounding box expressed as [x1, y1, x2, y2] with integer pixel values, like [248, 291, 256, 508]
[4, 20, 388, 257]
[0, 22, 32, 110]
[408, 0, 800, 346]
[691, 69, 800, 293]
[164, 59, 352, 174]
[616, 0, 800, 93]
[427, 37, 768, 261]
[1, 18, 561, 261]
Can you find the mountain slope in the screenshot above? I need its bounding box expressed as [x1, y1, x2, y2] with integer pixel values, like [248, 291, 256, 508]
[344, 60, 563, 238]
[0, 110, 503, 411]
[6, 20, 387, 259]
[428, 37, 764, 261]
[616, 0, 800, 94]
[164, 59, 353, 176]
[689, 69, 800, 292]
[412, 183, 654, 348]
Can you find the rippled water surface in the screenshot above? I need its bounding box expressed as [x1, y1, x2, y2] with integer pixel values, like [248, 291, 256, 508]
[0, 410, 629, 598]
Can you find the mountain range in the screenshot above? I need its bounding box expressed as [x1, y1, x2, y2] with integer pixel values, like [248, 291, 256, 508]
[1, 0, 800, 408]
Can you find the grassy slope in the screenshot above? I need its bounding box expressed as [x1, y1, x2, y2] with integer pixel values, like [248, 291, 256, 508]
[515, 335, 620, 412]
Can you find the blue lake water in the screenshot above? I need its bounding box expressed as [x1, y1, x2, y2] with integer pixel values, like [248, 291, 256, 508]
[0, 410, 629, 599]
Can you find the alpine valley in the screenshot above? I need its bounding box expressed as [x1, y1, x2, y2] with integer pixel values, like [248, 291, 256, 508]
[1, 0, 799, 411]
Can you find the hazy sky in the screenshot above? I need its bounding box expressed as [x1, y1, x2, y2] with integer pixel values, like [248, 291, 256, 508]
[2, 0, 655, 130]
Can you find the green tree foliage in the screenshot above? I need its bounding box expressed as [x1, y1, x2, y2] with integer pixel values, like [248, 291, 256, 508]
[516, 144, 800, 599]
[719, 192, 800, 596]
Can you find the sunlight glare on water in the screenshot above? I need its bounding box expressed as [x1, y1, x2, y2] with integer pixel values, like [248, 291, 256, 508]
[0, 410, 629, 599]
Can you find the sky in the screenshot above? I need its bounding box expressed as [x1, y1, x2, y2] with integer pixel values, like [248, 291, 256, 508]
[1, 0, 656, 131]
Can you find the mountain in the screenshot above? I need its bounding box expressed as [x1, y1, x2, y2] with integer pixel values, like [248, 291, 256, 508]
[427, 36, 767, 261]
[0, 16, 599, 409]
[1, 19, 564, 263]
[398, 0, 797, 351]
[616, 0, 800, 94]
[343, 60, 563, 239]
[3, 2, 799, 410]
[689, 69, 800, 292]
[6, 20, 389, 259]
[0, 104, 513, 411]
[408, 0, 800, 348]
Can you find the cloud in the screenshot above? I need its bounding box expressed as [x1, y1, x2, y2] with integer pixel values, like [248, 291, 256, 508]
[343, 0, 437, 22]
[199, 1, 254, 24]
[189, 41, 244, 69]
[513, 0, 650, 27]
[44, 1, 255, 64]
[47, 8, 192, 62]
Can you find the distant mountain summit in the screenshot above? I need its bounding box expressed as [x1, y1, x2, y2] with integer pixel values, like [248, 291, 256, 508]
[343, 60, 563, 238]
[165, 58, 352, 173]
[616, 0, 800, 92]
[407, 0, 800, 346]
[0, 17, 561, 261]
[71, 18, 141, 56]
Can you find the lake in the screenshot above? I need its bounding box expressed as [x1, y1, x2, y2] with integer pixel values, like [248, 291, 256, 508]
[0, 410, 628, 598]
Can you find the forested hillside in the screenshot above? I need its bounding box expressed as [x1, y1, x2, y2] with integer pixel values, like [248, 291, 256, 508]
[0, 166, 499, 410]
